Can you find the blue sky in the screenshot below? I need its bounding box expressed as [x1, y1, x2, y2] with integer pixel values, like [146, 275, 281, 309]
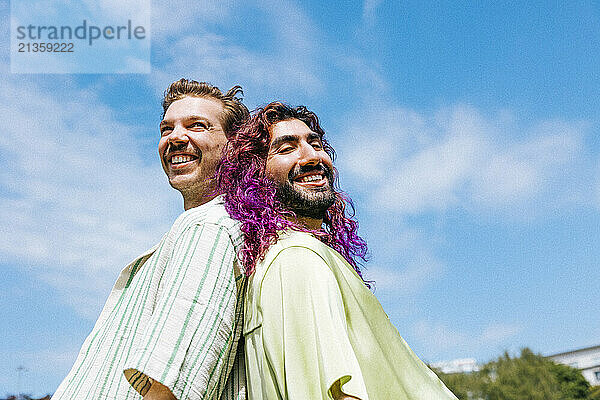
[1, 0, 600, 396]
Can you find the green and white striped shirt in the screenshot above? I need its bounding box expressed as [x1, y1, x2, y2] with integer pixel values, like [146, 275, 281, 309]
[52, 197, 246, 400]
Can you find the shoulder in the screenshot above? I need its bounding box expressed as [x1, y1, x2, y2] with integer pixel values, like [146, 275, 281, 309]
[276, 230, 328, 250]
[260, 232, 336, 285]
[270, 231, 334, 266]
[245, 232, 343, 331]
[257, 236, 344, 316]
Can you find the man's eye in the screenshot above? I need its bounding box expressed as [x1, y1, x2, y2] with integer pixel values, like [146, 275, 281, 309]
[278, 145, 294, 153]
[160, 127, 172, 136]
[190, 122, 207, 129]
[311, 141, 323, 149]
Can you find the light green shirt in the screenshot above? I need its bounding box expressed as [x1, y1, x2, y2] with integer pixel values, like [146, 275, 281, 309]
[52, 197, 246, 400]
[244, 231, 457, 400]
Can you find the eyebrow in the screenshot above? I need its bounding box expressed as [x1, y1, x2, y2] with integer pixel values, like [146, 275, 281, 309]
[270, 132, 321, 149]
[160, 115, 212, 127]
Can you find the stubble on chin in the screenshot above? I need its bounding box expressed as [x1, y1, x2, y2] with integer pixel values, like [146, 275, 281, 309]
[274, 179, 336, 219]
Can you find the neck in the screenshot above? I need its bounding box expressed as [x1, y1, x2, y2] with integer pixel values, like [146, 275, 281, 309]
[179, 180, 219, 210]
[183, 192, 217, 210]
[287, 215, 323, 231]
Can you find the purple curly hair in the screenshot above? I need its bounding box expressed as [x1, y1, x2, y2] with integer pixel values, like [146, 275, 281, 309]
[216, 102, 370, 286]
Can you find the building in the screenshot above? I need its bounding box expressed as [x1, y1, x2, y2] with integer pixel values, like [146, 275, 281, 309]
[431, 358, 480, 374]
[548, 344, 600, 386]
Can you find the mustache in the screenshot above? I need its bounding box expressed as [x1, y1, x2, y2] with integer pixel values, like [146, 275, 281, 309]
[164, 142, 201, 159]
[288, 163, 334, 180]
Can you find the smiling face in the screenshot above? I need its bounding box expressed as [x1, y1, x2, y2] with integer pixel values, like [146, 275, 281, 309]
[158, 96, 228, 209]
[266, 118, 336, 220]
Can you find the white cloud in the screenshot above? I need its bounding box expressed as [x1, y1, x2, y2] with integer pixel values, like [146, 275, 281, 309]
[148, 0, 326, 102]
[255, 0, 322, 58]
[1, 345, 80, 396]
[338, 104, 586, 217]
[0, 75, 178, 319]
[412, 320, 471, 353]
[362, 0, 383, 27]
[411, 320, 523, 362]
[368, 260, 441, 294]
[21, 347, 79, 379]
[595, 162, 600, 208]
[367, 228, 445, 294]
[471, 130, 581, 207]
[14, 0, 151, 29]
[123, 56, 151, 73]
[151, 32, 306, 94]
[88, 0, 151, 22]
[480, 323, 522, 343]
[151, 0, 233, 39]
[374, 128, 483, 213]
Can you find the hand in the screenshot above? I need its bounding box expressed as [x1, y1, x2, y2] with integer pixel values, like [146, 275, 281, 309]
[143, 380, 177, 400]
[330, 379, 362, 400]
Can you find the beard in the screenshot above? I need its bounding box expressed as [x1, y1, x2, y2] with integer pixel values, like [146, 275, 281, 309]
[273, 163, 336, 219]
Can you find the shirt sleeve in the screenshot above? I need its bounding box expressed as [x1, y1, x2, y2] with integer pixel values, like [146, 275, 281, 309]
[260, 246, 369, 400]
[124, 222, 240, 400]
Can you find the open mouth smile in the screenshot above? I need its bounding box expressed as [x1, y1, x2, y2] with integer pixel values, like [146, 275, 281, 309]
[293, 172, 327, 187]
[167, 153, 199, 169]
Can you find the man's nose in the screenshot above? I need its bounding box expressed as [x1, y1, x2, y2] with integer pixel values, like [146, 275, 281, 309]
[298, 142, 320, 166]
[166, 125, 189, 144]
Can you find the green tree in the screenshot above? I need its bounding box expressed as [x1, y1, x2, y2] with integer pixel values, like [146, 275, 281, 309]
[436, 348, 591, 400]
[482, 348, 562, 400]
[551, 362, 591, 399]
[589, 386, 600, 400]
[435, 368, 484, 400]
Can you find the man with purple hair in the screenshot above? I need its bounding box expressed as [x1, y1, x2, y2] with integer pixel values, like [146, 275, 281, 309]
[217, 102, 457, 400]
